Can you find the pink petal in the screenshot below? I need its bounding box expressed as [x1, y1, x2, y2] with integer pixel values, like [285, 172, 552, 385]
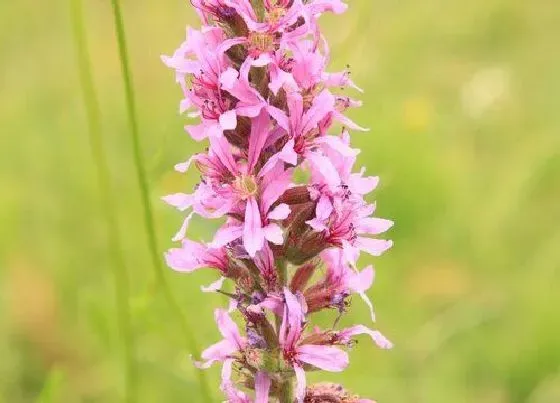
[209, 135, 238, 175]
[261, 169, 292, 213]
[244, 197, 264, 257]
[339, 324, 393, 350]
[165, 243, 203, 273]
[296, 344, 349, 372]
[162, 193, 193, 211]
[294, 364, 306, 403]
[306, 217, 328, 232]
[315, 135, 360, 157]
[356, 237, 393, 257]
[254, 371, 271, 403]
[258, 139, 297, 177]
[185, 122, 208, 141]
[219, 110, 238, 131]
[217, 37, 246, 55]
[209, 224, 243, 248]
[332, 110, 369, 131]
[174, 155, 195, 173]
[220, 67, 239, 89]
[263, 223, 284, 245]
[267, 105, 290, 132]
[267, 203, 291, 220]
[220, 359, 234, 391]
[301, 89, 335, 134]
[171, 212, 194, 242]
[316, 195, 333, 221]
[201, 276, 226, 293]
[215, 309, 245, 349]
[347, 265, 375, 294]
[358, 218, 394, 235]
[248, 110, 270, 172]
[307, 151, 341, 190]
[197, 338, 238, 369]
[348, 174, 379, 195]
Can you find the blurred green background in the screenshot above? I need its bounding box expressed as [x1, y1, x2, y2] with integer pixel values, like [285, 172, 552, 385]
[1, 0, 559, 402]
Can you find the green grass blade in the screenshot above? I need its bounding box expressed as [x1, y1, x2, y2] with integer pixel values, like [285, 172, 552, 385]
[108, 1, 212, 401]
[69, 0, 136, 401]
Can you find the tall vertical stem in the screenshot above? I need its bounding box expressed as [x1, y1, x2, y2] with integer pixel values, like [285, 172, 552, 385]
[108, 1, 212, 401]
[69, 0, 135, 401]
[279, 381, 294, 403]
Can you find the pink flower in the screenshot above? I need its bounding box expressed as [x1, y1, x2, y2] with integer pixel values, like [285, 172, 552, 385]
[196, 309, 246, 369]
[162, 0, 394, 401]
[279, 289, 349, 403]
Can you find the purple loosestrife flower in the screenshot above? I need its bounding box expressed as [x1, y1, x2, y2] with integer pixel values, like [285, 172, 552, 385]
[163, 1, 393, 401]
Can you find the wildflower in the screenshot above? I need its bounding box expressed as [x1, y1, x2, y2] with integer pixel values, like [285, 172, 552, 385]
[162, 0, 394, 401]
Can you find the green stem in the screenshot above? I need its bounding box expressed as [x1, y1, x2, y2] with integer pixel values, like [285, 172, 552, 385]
[108, 1, 212, 401]
[279, 380, 294, 403]
[69, 0, 135, 401]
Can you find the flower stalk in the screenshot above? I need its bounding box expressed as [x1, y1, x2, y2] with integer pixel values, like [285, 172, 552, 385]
[69, 0, 135, 400]
[109, 0, 212, 400]
[162, 0, 394, 401]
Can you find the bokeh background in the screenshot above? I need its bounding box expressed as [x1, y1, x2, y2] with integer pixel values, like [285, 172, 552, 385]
[1, 0, 559, 402]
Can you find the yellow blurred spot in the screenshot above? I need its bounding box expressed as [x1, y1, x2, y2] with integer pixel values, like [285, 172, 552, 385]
[407, 260, 471, 300]
[403, 96, 433, 132]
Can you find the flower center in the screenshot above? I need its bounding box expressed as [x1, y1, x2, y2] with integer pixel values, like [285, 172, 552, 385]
[248, 32, 276, 55]
[267, 7, 286, 24]
[234, 174, 258, 198]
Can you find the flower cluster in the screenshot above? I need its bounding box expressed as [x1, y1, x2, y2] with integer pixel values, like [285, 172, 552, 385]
[162, 1, 393, 401]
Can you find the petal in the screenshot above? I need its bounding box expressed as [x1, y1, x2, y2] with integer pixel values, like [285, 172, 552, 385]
[301, 89, 335, 134]
[307, 151, 341, 190]
[283, 288, 305, 347]
[357, 218, 394, 235]
[197, 338, 238, 368]
[294, 364, 306, 403]
[258, 139, 297, 177]
[356, 237, 393, 257]
[263, 223, 284, 245]
[254, 371, 271, 403]
[278, 139, 298, 165]
[261, 169, 292, 214]
[267, 203, 291, 220]
[348, 174, 379, 195]
[315, 135, 360, 157]
[346, 265, 375, 294]
[306, 217, 328, 232]
[185, 122, 208, 141]
[209, 224, 243, 248]
[332, 110, 369, 131]
[338, 324, 393, 350]
[174, 155, 195, 173]
[172, 212, 195, 242]
[244, 197, 264, 257]
[248, 110, 270, 172]
[217, 37, 246, 54]
[209, 135, 238, 175]
[215, 309, 245, 349]
[316, 195, 333, 221]
[296, 344, 349, 372]
[267, 105, 290, 132]
[219, 67, 239, 89]
[165, 243, 203, 273]
[162, 193, 193, 211]
[358, 290, 377, 323]
[201, 276, 226, 293]
[219, 110, 238, 131]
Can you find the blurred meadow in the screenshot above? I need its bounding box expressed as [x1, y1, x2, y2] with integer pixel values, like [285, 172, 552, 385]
[1, 0, 559, 402]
